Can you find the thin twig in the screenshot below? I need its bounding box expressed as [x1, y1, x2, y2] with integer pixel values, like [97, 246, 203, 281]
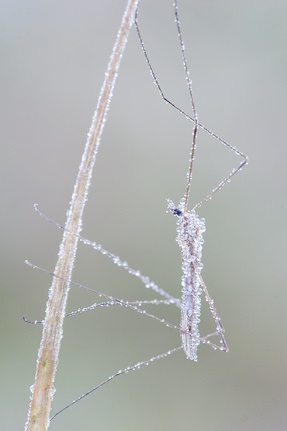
[24, 1, 139, 430]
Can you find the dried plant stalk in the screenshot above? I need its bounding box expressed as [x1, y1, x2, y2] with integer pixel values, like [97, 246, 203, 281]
[24, 1, 139, 430]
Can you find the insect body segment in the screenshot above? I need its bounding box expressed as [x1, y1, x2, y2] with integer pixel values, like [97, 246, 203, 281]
[167, 199, 206, 361]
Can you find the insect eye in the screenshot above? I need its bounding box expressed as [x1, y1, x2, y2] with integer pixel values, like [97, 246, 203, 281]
[173, 208, 183, 217]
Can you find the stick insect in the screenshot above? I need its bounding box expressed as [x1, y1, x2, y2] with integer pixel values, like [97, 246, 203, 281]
[134, 1, 248, 360]
[25, 0, 248, 421]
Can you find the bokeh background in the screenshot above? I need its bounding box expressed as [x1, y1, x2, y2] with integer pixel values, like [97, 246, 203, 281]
[1, 1, 286, 430]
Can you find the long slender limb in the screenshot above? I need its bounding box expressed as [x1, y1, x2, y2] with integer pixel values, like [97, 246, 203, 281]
[25, 259, 226, 353]
[197, 269, 228, 352]
[23, 299, 173, 325]
[135, 4, 248, 157]
[34, 205, 180, 306]
[173, 0, 198, 212]
[64, 299, 173, 318]
[50, 346, 182, 422]
[134, 4, 248, 211]
[25, 260, 180, 333]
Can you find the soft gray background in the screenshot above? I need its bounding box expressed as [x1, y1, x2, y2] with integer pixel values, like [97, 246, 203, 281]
[1, 1, 286, 430]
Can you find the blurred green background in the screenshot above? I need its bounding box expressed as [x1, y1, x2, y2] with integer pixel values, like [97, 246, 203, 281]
[1, 1, 286, 430]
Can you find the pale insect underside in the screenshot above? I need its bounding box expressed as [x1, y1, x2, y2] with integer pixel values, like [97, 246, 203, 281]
[25, 0, 248, 421]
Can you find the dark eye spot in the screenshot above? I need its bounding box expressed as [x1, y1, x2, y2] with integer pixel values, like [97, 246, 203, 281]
[173, 208, 182, 217]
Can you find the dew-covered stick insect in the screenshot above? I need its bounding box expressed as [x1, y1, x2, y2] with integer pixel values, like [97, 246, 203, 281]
[25, 0, 248, 421]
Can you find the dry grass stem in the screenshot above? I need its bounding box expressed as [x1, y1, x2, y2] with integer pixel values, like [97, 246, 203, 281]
[24, 1, 139, 430]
